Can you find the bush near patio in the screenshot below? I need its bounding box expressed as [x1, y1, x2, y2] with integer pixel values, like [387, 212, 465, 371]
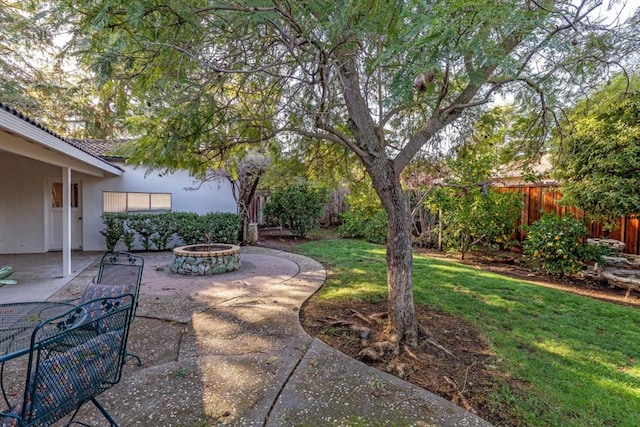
[338, 185, 388, 244]
[523, 213, 608, 276]
[263, 180, 329, 238]
[296, 239, 640, 427]
[100, 212, 240, 251]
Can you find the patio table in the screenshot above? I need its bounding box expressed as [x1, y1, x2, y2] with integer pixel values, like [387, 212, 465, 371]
[0, 301, 85, 409]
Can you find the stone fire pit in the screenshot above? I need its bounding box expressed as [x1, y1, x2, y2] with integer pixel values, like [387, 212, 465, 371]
[171, 244, 241, 275]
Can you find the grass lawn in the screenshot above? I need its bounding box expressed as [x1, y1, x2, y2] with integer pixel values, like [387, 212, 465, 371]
[296, 239, 640, 427]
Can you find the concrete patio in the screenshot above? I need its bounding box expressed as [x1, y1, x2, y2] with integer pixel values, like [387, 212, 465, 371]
[0, 248, 491, 426]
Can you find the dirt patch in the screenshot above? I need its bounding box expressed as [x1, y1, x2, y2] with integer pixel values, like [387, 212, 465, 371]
[256, 227, 325, 251]
[258, 228, 640, 426]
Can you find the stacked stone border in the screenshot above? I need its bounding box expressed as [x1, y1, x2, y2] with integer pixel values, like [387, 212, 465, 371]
[171, 244, 241, 275]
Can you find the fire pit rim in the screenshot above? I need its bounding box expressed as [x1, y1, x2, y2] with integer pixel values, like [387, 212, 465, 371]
[173, 244, 240, 257]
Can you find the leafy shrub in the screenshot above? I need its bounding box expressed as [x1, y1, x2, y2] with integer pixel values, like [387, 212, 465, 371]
[173, 212, 203, 245]
[126, 214, 155, 251]
[338, 183, 387, 244]
[100, 213, 126, 251]
[263, 181, 329, 238]
[149, 213, 177, 251]
[363, 210, 388, 244]
[428, 187, 522, 259]
[338, 207, 371, 238]
[523, 213, 608, 276]
[101, 211, 240, 251]
[201, 212, 240, 244]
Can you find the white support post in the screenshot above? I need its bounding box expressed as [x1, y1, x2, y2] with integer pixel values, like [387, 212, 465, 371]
[62, 167, 72, 277]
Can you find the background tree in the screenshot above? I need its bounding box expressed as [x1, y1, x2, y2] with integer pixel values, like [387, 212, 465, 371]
[1, 2, 125, 138]
[216, 152, 271, 244]
[552, 74, 640, 230]
[428, 110, 524, 259]
[263, 180, 329, 238]
[27, 0, 638, 345]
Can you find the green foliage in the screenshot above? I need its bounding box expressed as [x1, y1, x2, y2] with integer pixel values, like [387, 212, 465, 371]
[200, 212, 240, 244]
[100, 213, 126, 251]
[0, 266, 17, 285]
[101, 212, 240, 251]
[338, 183, 387, 244]
[173, 212, 203, 245]
[263, 181, 329, 238]
[122, 228, 135, 252]
[149, 213, 177, 251]
[523, 213, 608, 276]
[430, 187, 522, 258]
[427, 122, 523, 259]
[552, 74, 640, 228]
[363, 210, 388, 244]
[126, 214, 155, 251]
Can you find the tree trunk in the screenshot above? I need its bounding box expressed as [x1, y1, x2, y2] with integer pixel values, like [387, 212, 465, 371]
[336, 50, 417, 345]
[367, 158, 418, 346]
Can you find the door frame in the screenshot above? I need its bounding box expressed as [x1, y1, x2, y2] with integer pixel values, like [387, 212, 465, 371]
[44, 176, 83, 251]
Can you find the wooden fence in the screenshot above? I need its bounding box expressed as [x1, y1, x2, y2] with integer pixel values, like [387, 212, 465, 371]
[498, 185, 640, 255]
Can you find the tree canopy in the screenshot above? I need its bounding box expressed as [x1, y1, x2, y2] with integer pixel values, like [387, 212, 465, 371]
[552, 73, 640, 229]
[11, 0, 640, 344]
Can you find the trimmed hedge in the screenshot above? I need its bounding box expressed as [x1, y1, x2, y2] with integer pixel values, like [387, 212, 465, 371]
[100, 211, 240, 251]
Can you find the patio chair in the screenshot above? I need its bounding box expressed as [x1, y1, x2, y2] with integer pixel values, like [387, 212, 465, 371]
[94, 252, 144, 319]
[0, 294, 134, 427]
[90, 252, 144, 366]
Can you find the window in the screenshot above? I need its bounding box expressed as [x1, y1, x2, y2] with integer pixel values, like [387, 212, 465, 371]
[52, 183, 79, 208]
[103, 192, 171, 213]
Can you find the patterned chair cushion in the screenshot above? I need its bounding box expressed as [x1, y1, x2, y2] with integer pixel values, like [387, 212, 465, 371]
[80, 284, 132, 330]
[1, 331, 121, 427]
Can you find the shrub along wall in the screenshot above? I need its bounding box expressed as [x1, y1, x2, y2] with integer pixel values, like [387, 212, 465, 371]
[100, 212, 240, 252]
[498, 185, 640, 254]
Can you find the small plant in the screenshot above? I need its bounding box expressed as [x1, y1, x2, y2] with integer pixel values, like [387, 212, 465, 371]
[122, 220, 136, 251]
[100, 213, 126, 251]
[523, 213, 608, 276]
[338, 181, 385, 242]
[174, 212, 203, 245]
[127, 214, 155, 251]
[0, 265, 17, 285]
[201, 212, 240, 244]
[149, 213, 177, 251]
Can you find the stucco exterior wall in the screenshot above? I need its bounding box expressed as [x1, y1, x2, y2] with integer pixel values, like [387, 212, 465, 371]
[0, 152, 236, 254]
[0, 152, 59, 253]
[81, 161, 236, 251]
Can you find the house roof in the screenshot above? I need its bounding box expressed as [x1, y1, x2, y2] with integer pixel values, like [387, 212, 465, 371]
[68, 138, 129, 158]
[0, 102, 123, 176]
[494, 154, 555, 185]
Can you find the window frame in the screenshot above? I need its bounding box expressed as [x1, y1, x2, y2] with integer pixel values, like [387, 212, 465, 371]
[102, 191, 172, 214]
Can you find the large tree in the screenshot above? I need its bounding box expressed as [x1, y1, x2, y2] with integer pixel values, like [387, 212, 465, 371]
[28, 0, 637, 345]
[552, 73, 640, 229]
[1, 2, 126, 138]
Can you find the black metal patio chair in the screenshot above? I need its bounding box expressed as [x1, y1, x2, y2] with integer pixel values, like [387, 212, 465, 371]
[0, 294, 135, 427]
[89, 252, 144, 366]
[93, 252, 144, 319]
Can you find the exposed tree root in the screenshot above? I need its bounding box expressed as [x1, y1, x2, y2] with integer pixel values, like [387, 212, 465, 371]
[350, 309, 373, 324]
[418, 323, 459, 359]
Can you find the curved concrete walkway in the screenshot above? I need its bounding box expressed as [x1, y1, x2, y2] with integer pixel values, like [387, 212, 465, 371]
[46, 247, 490, 426]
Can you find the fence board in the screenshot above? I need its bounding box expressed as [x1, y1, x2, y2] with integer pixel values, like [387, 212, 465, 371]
[499, 184, 639, 254]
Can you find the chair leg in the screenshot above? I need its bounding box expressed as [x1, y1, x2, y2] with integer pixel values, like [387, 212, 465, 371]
[124, 351, 143, 366]
[91, 397, 120, 426]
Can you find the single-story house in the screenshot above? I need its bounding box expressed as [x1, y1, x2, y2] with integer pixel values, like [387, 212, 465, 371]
[0, 103, 236, 275]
